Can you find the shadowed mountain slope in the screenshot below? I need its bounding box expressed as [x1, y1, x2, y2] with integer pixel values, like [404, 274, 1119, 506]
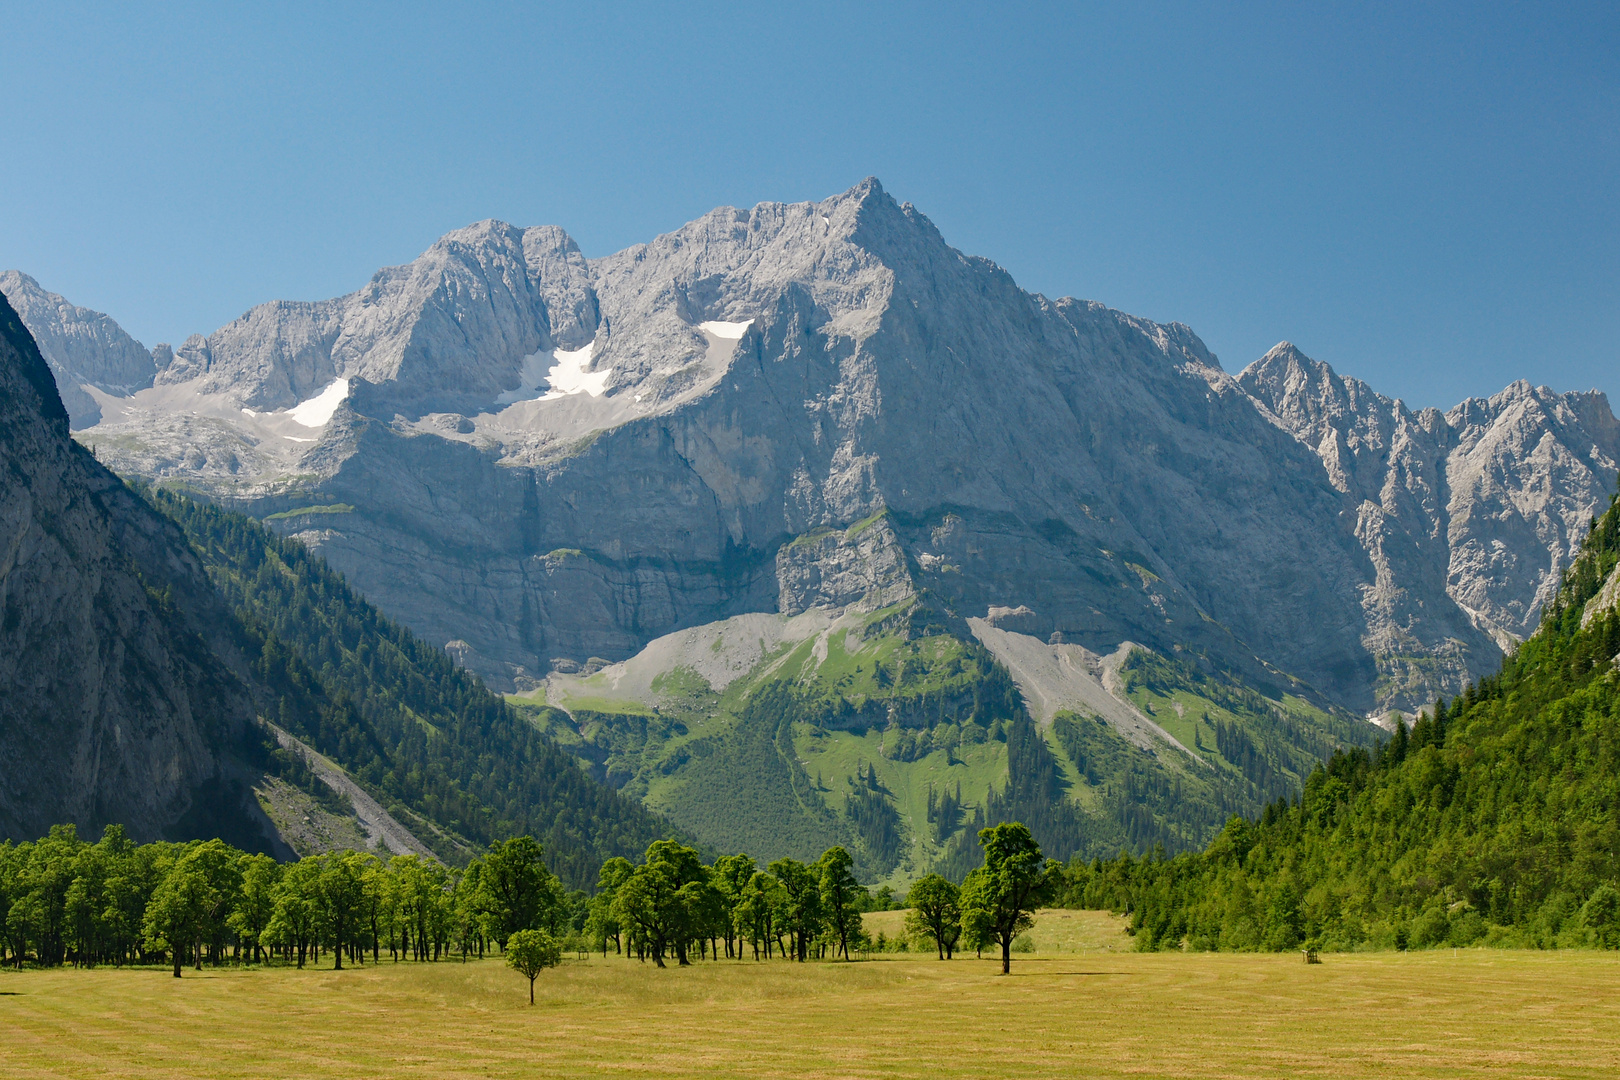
[1, 294, 674, 883]
[0, 290, 275, 847]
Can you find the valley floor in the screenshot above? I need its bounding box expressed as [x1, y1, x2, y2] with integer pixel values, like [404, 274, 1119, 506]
[3, 912, 1618, 1079]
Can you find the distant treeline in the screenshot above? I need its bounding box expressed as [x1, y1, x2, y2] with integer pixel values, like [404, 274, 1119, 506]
[1060, 483, 1620, 952]
[586, 822, 1054, 974]
[0, 824, 918, 973]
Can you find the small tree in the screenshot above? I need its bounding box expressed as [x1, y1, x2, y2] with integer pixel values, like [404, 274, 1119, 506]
[816, 847, 860, 960]
[904, 873, 962, 959]
[959, 822, 1058, 974]
[506, 928, 562, 1004]
[959, 872, 994, 958]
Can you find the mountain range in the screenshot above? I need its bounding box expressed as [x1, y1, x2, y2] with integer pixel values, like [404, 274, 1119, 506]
[11, 179, 1613, 719]
[5, 178, 1616, 877]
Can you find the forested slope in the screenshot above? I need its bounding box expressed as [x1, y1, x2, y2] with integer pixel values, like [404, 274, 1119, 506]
[1064, 482, 1620, 950]
[146, 489, 674, 888]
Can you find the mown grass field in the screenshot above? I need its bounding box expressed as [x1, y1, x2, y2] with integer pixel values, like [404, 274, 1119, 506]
[4, 911, 1618, 1079]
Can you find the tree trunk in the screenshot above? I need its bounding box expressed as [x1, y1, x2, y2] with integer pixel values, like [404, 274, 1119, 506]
[529, 975, 535, 1005]
[172, 948, 181, 978]
[1001, 936, 1011, 975]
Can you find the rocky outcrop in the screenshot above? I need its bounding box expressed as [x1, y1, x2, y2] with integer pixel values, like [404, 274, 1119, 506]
[0, 271, 156, 428]
[776, 514, 914, 615]
[1445, 382, 1620, 640]
[0, 292, 278, 846]
[1583, 563, 1620, 630]
[45, 180, 1619, 715]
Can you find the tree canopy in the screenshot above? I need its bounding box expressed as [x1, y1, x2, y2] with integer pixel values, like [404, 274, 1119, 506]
[505, 928, 562, 1004]
[959, 823, 1059, 973]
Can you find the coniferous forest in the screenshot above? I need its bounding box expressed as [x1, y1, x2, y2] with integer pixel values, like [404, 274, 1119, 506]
[145, 487, 672, 888]
[1059, 484, 1620, 952]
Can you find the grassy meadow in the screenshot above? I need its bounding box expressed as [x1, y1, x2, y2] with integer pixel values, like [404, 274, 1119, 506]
[4, 911, 1619, 1079]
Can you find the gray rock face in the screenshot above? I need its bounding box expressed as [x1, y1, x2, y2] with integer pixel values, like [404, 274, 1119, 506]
[0, 271, 157, 428]
[1239, 345, 1620, 703]
[0, 292, 276, 846]
[153, 221, 596, 413]
[49, 180, 1619, 715]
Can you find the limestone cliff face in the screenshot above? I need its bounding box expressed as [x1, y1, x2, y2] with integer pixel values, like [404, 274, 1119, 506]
[49, 180, 1619, 714]
[0, 271, 157, 428]
[1240, 345, 1620, 703]
[0, 292, 274, 845]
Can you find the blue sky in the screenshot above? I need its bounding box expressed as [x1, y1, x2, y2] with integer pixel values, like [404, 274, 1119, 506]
[2, 1, 1614, 409]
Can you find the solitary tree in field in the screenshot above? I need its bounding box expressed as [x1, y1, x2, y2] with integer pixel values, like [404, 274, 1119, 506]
[506, 928, 562, 1004]
[959, 822, 1058, 974]
[904, 874, 963, 959]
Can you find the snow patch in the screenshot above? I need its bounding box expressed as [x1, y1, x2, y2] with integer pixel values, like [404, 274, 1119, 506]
[497, 343, 611, 404]
[540, 343, 610, 399]
[287, 379, 350, 428]
[699, 320, 753, 340]
[495, 350, 554, 405]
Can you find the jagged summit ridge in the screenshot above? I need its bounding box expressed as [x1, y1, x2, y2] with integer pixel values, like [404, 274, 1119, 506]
[1241, 342, 1619, 670]
[9, 179, 1617, 714]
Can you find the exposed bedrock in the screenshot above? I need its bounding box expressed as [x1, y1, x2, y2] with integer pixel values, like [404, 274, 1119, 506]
[0, 293, 282, 847]
[33, 179, 1617, 714]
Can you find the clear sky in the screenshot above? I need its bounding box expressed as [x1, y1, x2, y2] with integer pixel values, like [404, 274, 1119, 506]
[2, 1, 1614, 409]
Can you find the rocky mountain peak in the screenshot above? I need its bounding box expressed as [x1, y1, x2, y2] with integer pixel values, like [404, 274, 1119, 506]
[0, 269, 158, 428]
[23, 183, 1620, 715]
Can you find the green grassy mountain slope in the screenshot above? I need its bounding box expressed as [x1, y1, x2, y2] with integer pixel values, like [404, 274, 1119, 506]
[1067, 482, 1620, 951]
[513, 598, 1372, 887]
[145, 488, 674, 888]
